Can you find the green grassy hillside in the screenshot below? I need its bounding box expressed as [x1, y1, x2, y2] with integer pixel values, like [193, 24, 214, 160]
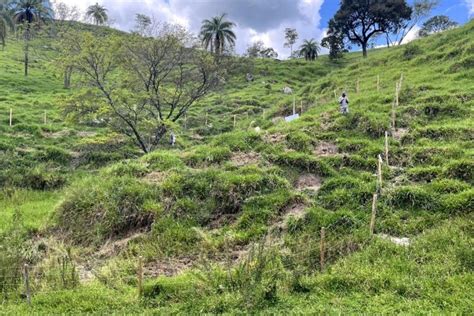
[1, 20, 473, 314]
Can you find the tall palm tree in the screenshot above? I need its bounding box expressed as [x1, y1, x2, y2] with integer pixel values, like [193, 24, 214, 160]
[0, 0, 14, 49]
[86, 2, 108, 26]
[200, 13, 236, 55]
[299, 39, 320, 61]
[10, 0, 52, 76]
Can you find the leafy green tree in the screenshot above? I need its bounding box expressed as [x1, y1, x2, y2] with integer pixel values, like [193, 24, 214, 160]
[246, 40, 278, 59]
[10, 0, 52, 76]
[419, 15, 458, 37]
[321, 19, 347, 60]
[387, 0, 439, 46]
[200, 13, 236, 55]
[284, 27, 298, 57]
[330, 0, 412, 57]
[299, 39, 320, 61]
[133, 13, 152, 36]
[61, 26, 227, 153]
[85, 2, 108, 26]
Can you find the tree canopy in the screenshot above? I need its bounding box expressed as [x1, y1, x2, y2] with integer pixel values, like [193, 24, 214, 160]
[330, 0, 412, 57]
[200, 13, 236, 55]
[299, 39, 320, 61]
[419, 15, 458, 37]
[86, 2, 108, 26]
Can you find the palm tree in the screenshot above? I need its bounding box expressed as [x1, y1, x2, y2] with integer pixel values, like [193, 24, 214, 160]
[299, 39, 320, 61]
[10, 0, 52, 76]
[86, 2, 108, 26]
[0, 0, 14, 49]
[200, 13, 236, 55]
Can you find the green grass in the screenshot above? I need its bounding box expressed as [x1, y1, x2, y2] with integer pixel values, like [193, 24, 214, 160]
[1, 20, 473, 314]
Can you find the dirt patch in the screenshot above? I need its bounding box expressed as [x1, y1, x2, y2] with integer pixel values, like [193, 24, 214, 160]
[142, 171, 167, 184]
[42, 129, 71, 139]
[295, 174, 322, 192]
[97, 232, 145, 258]
[314, 142, 338, 157]
[144, 257, 194, 277]
[392, 128, 409, 140]
[76, 131, 98, 138]
[230, 151, 261, 167]
[264, 132, 286, 144]
[271, 203, 307, 233]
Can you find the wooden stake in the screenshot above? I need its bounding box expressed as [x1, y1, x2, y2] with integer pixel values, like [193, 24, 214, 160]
[9, 108, 12, 127]
[300, 101, 303, 114]
[137, 256, 144, 298]
[399, 73, 404, 89]
[184, 113, 187, 129]
[233, 114, 236, 128]
[384, 131, 389, 166]
[24, 264, 31, 305]
[377, 75, 380, 92]
[205, 112, 208, 126]
[370, 193, 378, 235]
[293, 96, 296, 115]
[320, 227, 326, 272]
[377, 154, 383, 190]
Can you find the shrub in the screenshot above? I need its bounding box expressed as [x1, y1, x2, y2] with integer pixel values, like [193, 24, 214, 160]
[141, 151, 184, 171]
[17, 165, 66, 190]
[444, 160, 473, 184]
[103, 160, 149, 177]
[286, 131, 312, 152]
[386, 186, 439, 211]
[407, 166, 443, 182]
[428, 179, 471, 194]
[34, 146, 71, 165]
[56, 176, 158, 245]
[403, 44, 423, 60]
[441, 189, 474, 214]
[268, 151, 334, 177]
[184, 145, 232, 167]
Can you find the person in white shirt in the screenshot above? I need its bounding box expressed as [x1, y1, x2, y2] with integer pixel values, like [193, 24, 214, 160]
[339, 92, 349, 114]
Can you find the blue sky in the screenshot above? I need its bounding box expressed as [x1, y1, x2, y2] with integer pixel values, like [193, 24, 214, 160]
[62, 0, 473, 57]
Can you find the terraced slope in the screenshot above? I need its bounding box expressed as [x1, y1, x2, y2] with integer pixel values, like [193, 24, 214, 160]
[1, 20, 473, 314]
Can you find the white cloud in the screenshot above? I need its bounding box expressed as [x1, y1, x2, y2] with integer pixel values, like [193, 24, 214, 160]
[465, 0, 474, 16]
[57, 0, 326, 58]
[401, 25, 421, 45]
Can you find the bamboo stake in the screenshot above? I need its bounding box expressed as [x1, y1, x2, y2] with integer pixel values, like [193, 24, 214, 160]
[300, 101, 303, 114]
[377, 75, 380, 92]
[370, 193, 378, 235]
[24, 264, 31, 305]
[384, 131, 389, 166]
[377, 154, 383, 190]
[137, 256, 144, 298]
[293, 95, 296, 115]
[233, 114, 236, 128]
[9, 108, 12, 127]
[205, 112, 208, 126]
[184, 113, 187, 129]
[320, 227, 326, 272]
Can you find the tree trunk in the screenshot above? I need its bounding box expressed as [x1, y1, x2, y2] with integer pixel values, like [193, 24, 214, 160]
[24, 26, 30, 77]
[362, 41, 368, 58]
[64, 66, 73, 89]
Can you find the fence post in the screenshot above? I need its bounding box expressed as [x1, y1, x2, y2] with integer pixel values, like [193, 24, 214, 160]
[377, 154, 383, 190]
[137, 256, 143, 298]
[23, 263, 31, 306]
[370, 193, 378, 236]
[320, 227, 326, 272]
[9, 108, 13, 127]
[384, 131, 389, 166]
